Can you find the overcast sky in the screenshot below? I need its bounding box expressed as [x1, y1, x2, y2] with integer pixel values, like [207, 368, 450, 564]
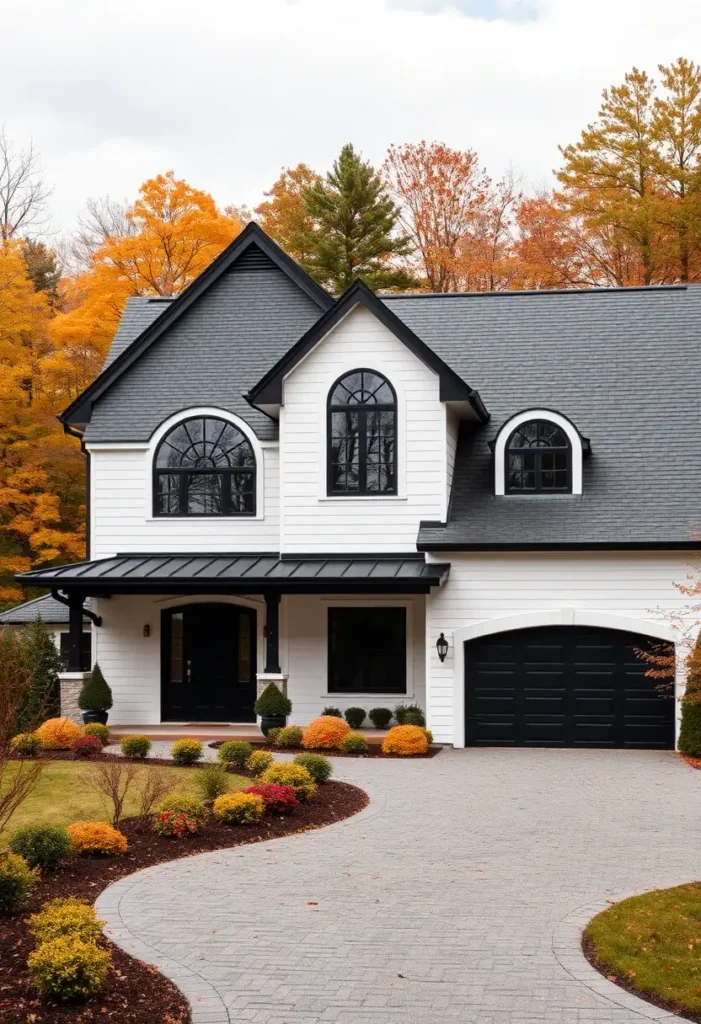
[2, 0, 699, 236]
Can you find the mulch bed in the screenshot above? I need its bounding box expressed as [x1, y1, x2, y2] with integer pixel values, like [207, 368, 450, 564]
[209, 740, 442, 758]
[581, 933, 701, 1023]
[1, 779, 367, 1024]
[682, 754, 701, 771]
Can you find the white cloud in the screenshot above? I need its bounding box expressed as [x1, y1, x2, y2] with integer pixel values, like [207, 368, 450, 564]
[0, 0, 698, 234]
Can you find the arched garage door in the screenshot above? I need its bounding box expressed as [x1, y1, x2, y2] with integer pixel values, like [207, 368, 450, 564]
[464, 626, 674, 748]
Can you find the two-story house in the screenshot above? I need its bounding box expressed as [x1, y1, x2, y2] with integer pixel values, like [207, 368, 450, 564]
[16, 223, 701, 748]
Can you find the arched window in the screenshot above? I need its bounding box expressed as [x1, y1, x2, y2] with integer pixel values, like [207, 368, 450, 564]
[154, 416, 256, 516]
[328, 370, 397, 495]
[506, 419, 571, 494]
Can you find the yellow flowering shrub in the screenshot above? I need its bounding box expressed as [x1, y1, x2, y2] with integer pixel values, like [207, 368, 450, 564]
[260, 762, 316, 802]
[36, 717, 83, 751]
[29, 898, 104, 944]
[247, 749, 274, 776]
[67, 822, 128, 856]
[212, 791, 264, 825]
[28, 936, 111, 1001]
[382, 725, 429, 756]
[302, 716, 350, 750]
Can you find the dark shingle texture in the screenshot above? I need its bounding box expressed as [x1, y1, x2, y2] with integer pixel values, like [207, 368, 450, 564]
[85, 246, 324, 442]
[103, 297, 172, 367]
[0, 594, 92, 625]
[383, 286, 701, 546]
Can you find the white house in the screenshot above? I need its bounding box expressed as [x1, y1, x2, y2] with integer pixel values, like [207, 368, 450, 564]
[14, 223, 701, 748]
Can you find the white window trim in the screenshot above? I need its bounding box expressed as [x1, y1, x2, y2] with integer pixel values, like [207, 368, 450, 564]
[143, 407, 265, 521]
[322, 598, 415, 698]
[494, 409, 583, 496]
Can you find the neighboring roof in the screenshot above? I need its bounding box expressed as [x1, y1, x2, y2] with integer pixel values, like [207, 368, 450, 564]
[0, 594, 92, 625]
[17, 554, 450, 594]
[384, 286, 701, 549]
[63, 223, 333, 441]
[247, 279, 488, 420]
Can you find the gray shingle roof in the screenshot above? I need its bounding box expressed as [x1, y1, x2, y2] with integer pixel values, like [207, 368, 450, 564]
[103, 297, 172, 368]
[382, 286, 701, 547]
[0, 594, 92, 625]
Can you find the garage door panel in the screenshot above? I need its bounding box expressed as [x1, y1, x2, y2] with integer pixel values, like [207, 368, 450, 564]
[465, 626, 674, 750]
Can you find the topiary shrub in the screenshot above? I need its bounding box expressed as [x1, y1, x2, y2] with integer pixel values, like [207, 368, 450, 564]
[72, 735, 103, 760]
[171, 738, 203, 765]
[0, 853, 39, 913]
[368, 707, 392, 729]
[217, 740, 253, 769]
[10, 825, 73, 871]
[344, 707, 366, 729]
[261, 762, 316, 802]
[302, 716, 350, 750]
[78, 663, 113, 713]
[382, 724, 429, 756]
[245, 783, 298, 815]
[156, 793, 207, 825]
[340, 731, 368, 754]
[67, 822, 128, 856]
[152, 809, 200, 837]
[679, 630, 701, 756]
[36, 717, 82, 751]
[83, 723, 110, 746]
[276, 725, 304, 749]
[28, 898, 104, 944]
[11, 732, 42, 756]
[322, 706, 342, 718]
[194, 765, 230, 801]
[212, 791, 264, 825]
[120, 734, 152, 759]
[28, 936, 111, 1001]
[293, 752, 333, 783]
[266, 727, 282, 746]
[394, 703, 425, 726]
[247, 749, 274, 776]
[254, 683, 292, 718]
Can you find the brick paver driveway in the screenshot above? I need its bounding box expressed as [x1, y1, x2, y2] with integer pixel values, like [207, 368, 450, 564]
[97, 749, 701, 1023]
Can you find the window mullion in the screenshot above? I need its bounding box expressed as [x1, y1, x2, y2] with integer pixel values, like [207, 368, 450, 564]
[179, 471, 188, 515]
[222, 472, 230, 515]
[359, 410, 367, 493]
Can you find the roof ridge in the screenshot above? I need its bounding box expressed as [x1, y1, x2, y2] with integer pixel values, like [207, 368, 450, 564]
[385, 284, 688, 299]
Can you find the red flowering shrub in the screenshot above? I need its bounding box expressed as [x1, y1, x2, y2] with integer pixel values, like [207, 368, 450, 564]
[72, 735, 103, 760]
[245, 783, 299, 816]
[152, 810, 200, 838]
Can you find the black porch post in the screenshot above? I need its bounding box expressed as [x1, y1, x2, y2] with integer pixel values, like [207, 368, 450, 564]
[264, 591, 281, 674]
[67, 593, 85, 672]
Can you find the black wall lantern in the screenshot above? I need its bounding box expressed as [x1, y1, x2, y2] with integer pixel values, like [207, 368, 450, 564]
[143, 624, 151, 638]
[436, 632, 449, 662]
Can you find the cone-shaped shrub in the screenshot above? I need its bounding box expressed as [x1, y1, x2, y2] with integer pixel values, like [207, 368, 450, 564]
[679, 630, 701, 756]
[254, 683, 292, 717]
[78, 663, 113, 712]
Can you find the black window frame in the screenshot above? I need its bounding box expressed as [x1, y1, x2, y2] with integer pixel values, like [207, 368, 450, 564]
[327, 606, 407, 695]
[59, 631, 92, 672]
[505, 419, 572, 495]
[327, 369, 397, 496]
[153, 415, 256, 518]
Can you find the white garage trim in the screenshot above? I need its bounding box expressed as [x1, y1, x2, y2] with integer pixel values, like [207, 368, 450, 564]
[452, 608, 676, 749]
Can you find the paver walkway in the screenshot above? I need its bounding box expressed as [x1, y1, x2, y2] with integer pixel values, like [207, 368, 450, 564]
[97, 749, 701, 1023]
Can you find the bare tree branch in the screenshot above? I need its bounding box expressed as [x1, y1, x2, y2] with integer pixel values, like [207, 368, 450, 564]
[0, 126, 51, 243]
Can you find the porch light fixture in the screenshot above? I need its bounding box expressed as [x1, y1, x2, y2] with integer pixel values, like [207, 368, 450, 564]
[436, 632, 449, 662]
[143, 624, 151, 638]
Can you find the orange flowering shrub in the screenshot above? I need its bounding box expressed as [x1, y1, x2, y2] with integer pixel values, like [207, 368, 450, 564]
[67, 822, 128, 856]
[382, 725, 429, 757]
[302, 716, 350, 750]
[36, 718, 83, 751]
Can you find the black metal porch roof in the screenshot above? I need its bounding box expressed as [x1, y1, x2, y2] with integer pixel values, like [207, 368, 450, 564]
[17, 553, 450, 595]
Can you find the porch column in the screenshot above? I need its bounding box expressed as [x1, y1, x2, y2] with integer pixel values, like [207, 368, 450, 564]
[264, 591, 281, 674]
[67, 593, 85, 672]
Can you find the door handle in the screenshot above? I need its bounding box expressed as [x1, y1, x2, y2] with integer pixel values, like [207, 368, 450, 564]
[187, 660, 192, 683]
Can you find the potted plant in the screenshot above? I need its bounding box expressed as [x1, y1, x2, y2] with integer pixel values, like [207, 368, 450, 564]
[78, 663, 113, 725]
[254, 683, 292, 736]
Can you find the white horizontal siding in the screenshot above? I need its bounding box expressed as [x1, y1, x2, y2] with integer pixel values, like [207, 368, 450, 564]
[424, 551, 700, 744]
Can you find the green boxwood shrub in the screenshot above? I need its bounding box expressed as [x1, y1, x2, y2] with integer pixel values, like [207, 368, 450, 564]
[322, 706, 342, 718]
[368, 707, 392, 729]
[83, 723, 110, 746]
[10, 825, 73, 871]
[340, 732, 368, 754]
[217, 740, 253, 769]
[344, 707, 366, 729]
[0, 853, 39, 913]
[276, 726, 304, 749]
[156, 793, 207, 825]
[120, 735, 152, 759]
[194, 765, 230, 801]
[679, 631, 701, 756]
[171, 738, 203, 765]
[266, 727, 282, 745]
[395, 703, 425, 727]
[77, 663, 113, 712]
[293, 752, 333, 783]
[11, 732, 42, 756]
[254, 683, 292, 717]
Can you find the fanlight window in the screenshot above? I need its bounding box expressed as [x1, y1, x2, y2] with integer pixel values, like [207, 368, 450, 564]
[506, 419, 571, 494]
[328, 370, 396, 495]
[154, 416, 255, 516]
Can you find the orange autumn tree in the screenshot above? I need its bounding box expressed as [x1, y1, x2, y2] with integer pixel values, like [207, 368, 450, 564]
[254, 163, 322, 264]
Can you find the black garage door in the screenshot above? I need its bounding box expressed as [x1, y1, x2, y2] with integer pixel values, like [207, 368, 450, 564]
[465, 626, 674, 748]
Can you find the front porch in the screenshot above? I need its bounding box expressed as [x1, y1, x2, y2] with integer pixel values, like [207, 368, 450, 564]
[108, 723, 393, 742]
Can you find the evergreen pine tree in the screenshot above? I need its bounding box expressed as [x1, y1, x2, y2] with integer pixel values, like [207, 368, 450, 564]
[299, 144, 416, 293]
[679, 630, 701, 756]
[16, 616, 63, 730]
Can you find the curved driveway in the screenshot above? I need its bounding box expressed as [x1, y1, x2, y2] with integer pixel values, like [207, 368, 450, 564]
[97, 749, 700, 1023]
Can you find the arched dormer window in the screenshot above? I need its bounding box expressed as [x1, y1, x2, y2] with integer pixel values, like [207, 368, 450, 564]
[154, 416, 256, 516]
[327, 370, 397, 495]
[493, 410, 588, 496]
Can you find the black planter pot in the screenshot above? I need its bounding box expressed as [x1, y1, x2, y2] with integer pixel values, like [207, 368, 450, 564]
[82, 710, 109, 726]
[260, 714, 286, 737]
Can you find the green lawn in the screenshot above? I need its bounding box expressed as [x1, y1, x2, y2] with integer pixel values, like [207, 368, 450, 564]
[2, 761, 249, 838]
[585, 883, 701, 1015]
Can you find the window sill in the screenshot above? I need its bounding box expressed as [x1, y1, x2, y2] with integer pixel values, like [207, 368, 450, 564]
[322, 693, 413, 700]
[318, 495, 407, 503]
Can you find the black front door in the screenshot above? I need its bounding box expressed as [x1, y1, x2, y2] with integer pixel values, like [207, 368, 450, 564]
[465, 626, 674, 749]
[161, 604, 256, 722]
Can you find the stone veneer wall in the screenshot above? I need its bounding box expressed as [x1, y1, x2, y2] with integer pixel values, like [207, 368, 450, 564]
[59, 672, 90, 724]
